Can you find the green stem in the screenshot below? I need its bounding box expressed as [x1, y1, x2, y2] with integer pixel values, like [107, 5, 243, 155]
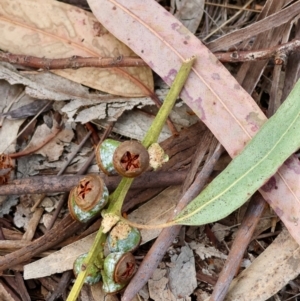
[67, 56, 196, 301]
[142, 56, 196, 148]
[107, 177, 134, 214]
[66, 227, 107, 301]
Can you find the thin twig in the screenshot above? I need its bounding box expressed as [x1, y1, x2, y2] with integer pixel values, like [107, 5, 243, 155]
[2, 170, 187, 196]
[0, 52, 147, 69]
[209, 194, 266, 301]
[204, 2, 261, 13]
[0, 215, 81, 272]
[214, 39, 300, 63]
[203, 0, 255, 41]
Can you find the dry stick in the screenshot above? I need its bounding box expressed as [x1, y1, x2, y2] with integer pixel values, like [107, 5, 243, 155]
[0, 52, 147, 69]
[0, 52, 177, 135]
[122, 132, 223, 301]
[0, 214, 82, 272]
[214, 39, 300, 63]
[0, 40, 298, 80]
[46, 270, 73, 301]
[22, 207, 44, 241]
[204, 2, 261, 13]
[1, 278, 22, 301]
[209, 194, 266, 301]
[15, 271, 31, 301]
[0, 240, 30, 250]
[203, 0, 255, 41]
[1, 171, 186, 196]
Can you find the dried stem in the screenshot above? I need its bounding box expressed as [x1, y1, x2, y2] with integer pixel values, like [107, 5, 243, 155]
[1, 39, 298, 76]
[0, 52, 147, 69]
[214, 39, 300, 63]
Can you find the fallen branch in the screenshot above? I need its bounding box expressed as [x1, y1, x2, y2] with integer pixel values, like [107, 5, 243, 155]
[2, 40, 299, 73]
[1, 171, 187, 195]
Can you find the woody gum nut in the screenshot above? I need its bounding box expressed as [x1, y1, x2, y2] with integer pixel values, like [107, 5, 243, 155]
[68, 174, 109, 223]
[107, 221, 141, 253]
[102, 271, 126, 294]
[104, 252, 136, 285]
[73, 253, 101, 285]
[95, 139, 121, 175]
[113, 140, 149, 178]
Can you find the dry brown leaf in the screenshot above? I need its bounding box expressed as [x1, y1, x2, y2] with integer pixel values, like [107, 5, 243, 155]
[23, 233, 95, 280]
[129, 186, 180, 244]
[0, 0, 153, 97]
[25, 124, 74, 161]
[168, 246, 197, 298]
[149, 268, 190, 301]
[171, 0, 205, 34]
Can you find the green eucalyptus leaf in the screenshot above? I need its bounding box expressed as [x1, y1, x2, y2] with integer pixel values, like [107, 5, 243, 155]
[173, 79, 300, 226]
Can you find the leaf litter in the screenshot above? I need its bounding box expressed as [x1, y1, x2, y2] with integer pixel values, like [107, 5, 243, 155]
[0, 0, 300, 300]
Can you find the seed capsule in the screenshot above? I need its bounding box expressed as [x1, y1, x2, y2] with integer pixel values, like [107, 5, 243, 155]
[107, 221, 141, 253]
[113, 141, 149, 178]
[104, 252, 136, 285]
[95, 139, 120, 175]
[102, 271, 126, 294]
[73, 253, 101, 285]
[68, 174, 109, 223]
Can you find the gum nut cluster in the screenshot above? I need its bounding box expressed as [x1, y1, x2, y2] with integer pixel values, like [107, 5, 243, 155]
[68, 174, 109, 223]
[102, 221, 141, 294]
[96, 139, 149, 178]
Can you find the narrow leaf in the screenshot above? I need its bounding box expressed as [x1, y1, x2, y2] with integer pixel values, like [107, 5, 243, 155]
[174, 80, 300, 225]
[0, 0, 153, 97]
[87, 0, 300, 244]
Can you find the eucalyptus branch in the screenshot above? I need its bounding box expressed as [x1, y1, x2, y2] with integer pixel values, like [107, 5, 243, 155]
[66, 55, 196, 301]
